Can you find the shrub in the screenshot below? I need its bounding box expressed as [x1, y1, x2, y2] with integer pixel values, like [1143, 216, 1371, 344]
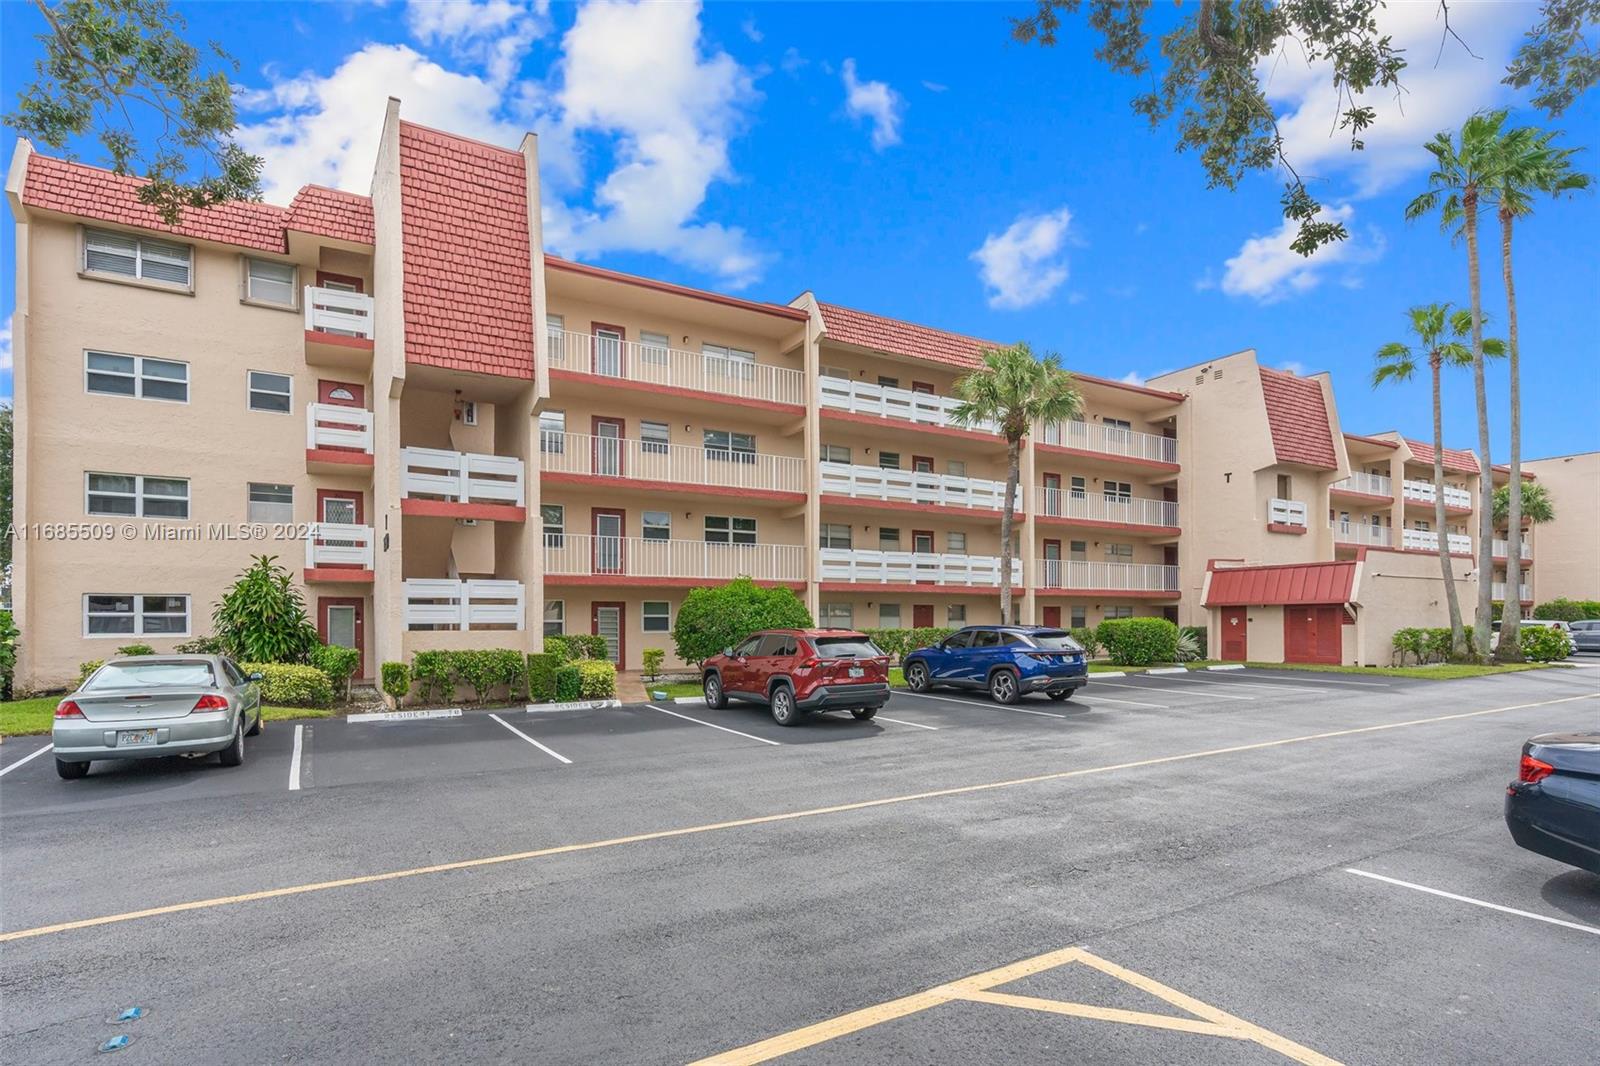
[1174, 628, 1201, 662]
[452, 648, 525, 703]
[546, 634, 608, 660]
[574, 659, 617, 699]
[1533, 598, 1600, 622]
[672, 578, 813, 665]
[554, 664, 581, 702]
[0, 609, 17, 701]
[1422, 628, 1453, 664]
[642, 648, 665, 681]
[116, 644, 156, 657]
[1520, 625, 1572, 663]
[308, 644, 361, 701]
[175, 634, 226, 655]
[527, 652, 563, 702]
[862, 627, 955, 663]
[1182, 625, 1207, 659]
[239, 662, 334, 708]
[381, 662, 412, 704]
[1390, 627, 1428, 666]
[78, 660, 103, 687]
[1069, 627, 1101, 658]
[411, 650, 453, 703]
[212, 555, 319, 663]
[1096, 617, 1180, 666]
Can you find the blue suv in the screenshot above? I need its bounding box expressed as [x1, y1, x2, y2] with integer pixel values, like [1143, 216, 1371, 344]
[902, 625, 1088, 704]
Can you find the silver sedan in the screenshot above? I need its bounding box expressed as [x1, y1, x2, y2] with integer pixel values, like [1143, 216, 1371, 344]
[52, 655, 263, 779]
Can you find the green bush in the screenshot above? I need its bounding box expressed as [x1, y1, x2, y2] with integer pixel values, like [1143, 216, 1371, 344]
[381, 662, 412, 703]
[116, 644, 156, 657]
[1520, 625, 1572, 662]
[0, 609, 18, 701]
[212, 555, 319, 663]
[1069, 627, 1101, 658]
[240, 662, 334, 708]
[175, 635, 226, 655]
[1422, 627, 1453, 663]
[546, 634, 608, 660]
[1391, 627, 1428, 665]
[862, 627, 955, 663]
[1174, 628, 1201, 662]
[78, 660, 103, 687]
[451, 648, 525, 702]
[411, 650, 453, 702]
[1096, 617, 1180, 666]
[554, 664, 581, 702]
[527, 652, 563, 702]
[1182, 625, 1207, 659]
[1533, 598, 1600, 622]
[672, 578, 813, 665]
[309, 644, 360, 701]
[574, 659, 617, 699]
[642, 648, 665, 681]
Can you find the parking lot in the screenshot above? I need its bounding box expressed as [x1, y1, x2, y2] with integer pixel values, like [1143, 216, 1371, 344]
[2, 666, 1597, 1064]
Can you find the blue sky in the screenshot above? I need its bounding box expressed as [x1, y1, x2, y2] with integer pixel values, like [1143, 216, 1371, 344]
[3, 0, 1597, 459]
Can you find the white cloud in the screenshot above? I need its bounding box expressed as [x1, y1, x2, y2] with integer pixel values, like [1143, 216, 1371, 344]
[1119, 370, 1145, 386]
[1067, 291, 1087, 305]
[921, 80, 948, 93]
[841, 58, 904, 150]
[740, 16, 762, 43]
[779, 47, 806, 75]
[0, 313, 12, 373]
[405, 0, 548, 85]
[1264, 2, 1526, 196]
[1219, 203, 1385, 302]
[1276, 360, 1310, 376]
[970, 206, 1074, 310]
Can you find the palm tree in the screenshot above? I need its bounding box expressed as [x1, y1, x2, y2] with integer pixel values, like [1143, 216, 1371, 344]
[1372, 306, 1505, 658]
[1481, 124, 1591, 659]
[950, 343, 1082, 624]
[1493, 480, 1555, 527]
[1406, 110, 1509, 660]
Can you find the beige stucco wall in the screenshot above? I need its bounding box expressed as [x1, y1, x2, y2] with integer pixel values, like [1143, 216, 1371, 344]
[1351, 549, 1477, 666]
[1524, 452, 1600, 603]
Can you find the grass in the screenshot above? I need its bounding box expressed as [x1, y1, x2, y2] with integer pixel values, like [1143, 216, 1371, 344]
[0, 699, 335, 737]
[1234, 660, 1558, 679]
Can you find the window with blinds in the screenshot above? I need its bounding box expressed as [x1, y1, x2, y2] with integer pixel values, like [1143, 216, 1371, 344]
[84, 229, 192, 287]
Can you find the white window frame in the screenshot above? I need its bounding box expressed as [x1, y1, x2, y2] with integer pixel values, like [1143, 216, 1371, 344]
[85, 472, 190, 520]
[248, 482, 294, 524]
[1106, 606, 1135, 620]
[84, 350, 190, 404]
[946, 531, 967, 552]
[820, 444, 851, 464]
[946, 605, 967, 624]
[704, 342, 756, 380]
[704, 428, 756, 464]
[706, 515, 758, 545]
[819, 523, 852, 550]
[1106, 543, 1134, 560]
[247, 370, 294, 415]
[83, 593, 191, 639]
[543, 600, 565, 637]
[643, 510, 672, 541]
[539, 410, 566, 454]
[541, 504, 565, 546]
[641, 331, 671, 366]
[642, 601, 671, 632]
[1070, 605, 1087, 629]
[946, 460, 966, 477]
[820, 602, 853, 629]
[461, 401, 478, 427]
[243, 256, 298, 309]
[641, 420, 670, 455]
[82, 227, 193, 291]
[878, 451, 901, 470]
[879, 603, 902, 627]
[878, 527, 901, 551]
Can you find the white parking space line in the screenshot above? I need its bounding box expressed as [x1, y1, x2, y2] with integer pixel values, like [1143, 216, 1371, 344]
[903, 691, 1068, 718]
[489, 713, 574, 764]
[646, 705, 783, 746]
[1078, 693, 1170, 709]
[288, 726, 305, 791]
[0, 743, 53, 778]
[1345, 868, 1600, 937]
[1092, 680, 1255, 702]
[1245, 674, 1390, 689]
[875, 715, 939, 731]
[1140, 674, 1329, 694]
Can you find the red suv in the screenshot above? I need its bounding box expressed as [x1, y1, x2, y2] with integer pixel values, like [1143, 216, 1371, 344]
[702, 629, 891, 726]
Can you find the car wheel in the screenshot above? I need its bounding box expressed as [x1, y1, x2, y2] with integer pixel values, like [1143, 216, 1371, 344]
[245, 707, 263, 736]
[55, 758, 89, 780]
[770, 686, 800, 726]
[704, 673, 727, 709]
[218, 718, 245, 767]
[905, 661, 930, 692]
[851, 706, 879, 720]
[989, 669, 1020, 705]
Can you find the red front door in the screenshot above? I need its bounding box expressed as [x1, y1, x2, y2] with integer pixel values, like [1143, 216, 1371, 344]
[318, 597, 365, 679]
[1221, 606, 1248, 661]
[913, 604, 934, 628]
[1284, 605, 1342, 664]
[1043, 473, 1061, 516]
[1042, 606, 1061, 628]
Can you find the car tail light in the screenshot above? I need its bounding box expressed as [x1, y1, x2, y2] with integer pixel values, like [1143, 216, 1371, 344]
[192, 694, 229, 712]
[796, 658, 820, 671]
[55, 699, 85, 719]
[1518, 754, 1555, 784]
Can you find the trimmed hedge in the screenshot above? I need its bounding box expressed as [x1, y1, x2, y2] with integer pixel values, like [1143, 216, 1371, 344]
[1532, 598, 1600, 622]
[554, 664, 582, 702]
[546, 634, 608, 660]
[642, 648, 665, 681]
[574, 660, 617, 699]
[116, 644, 156, 657]
[1069, 627, 1101, 658]
[406, 648, 525, 703]
[862, 627, 956, 663]
[381, 662, 412, 703]
[0, 609, 18, 701]
[1392, 626, 1476, 665]
[78, 660, 103, 687]
[672, 578, 813, 665]
[1521, 625, 1572, 662]
[240, 662, 334, 708]
[412, 650, 453, 702]
[309, 643, 360, 699]
[527, 652, 563, 702]
[1096, 617, 1180, 666]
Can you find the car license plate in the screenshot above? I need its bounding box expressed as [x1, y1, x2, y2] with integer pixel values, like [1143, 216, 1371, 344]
[848, 666, 864, 678]
[118, 729, 157, 747]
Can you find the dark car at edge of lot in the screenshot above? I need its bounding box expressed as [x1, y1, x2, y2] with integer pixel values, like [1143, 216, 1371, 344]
[902, 625, 1089, 704]
[701, 629, 892, 726]
[1505, 732, 1600, 875]
[1568, 619, 1600, 654]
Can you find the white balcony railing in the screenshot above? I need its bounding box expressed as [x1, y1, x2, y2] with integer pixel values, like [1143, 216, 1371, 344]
[403, 579, 524, 630]
[1492, 582, 1532, 602]
[539, 432, 806, 495]
[1040, 420, 1178, 465]
[544, 534, 806, 583]
[304, 523, 375, 570]
[1039, 487, 1178, 528]
[306, 403, 373, 453]
[1402, 528, 1472, 554]
[820, 462, 1020, 511]
[818, 377, 999, 434]
[304, 286, 374, 339]
[819, 548, 1021, 587]
[1269, 498, 1309, 527]
[1492, 539, 1533, 560]
[1330, 521, 1393, 547]
[546, 328, 805, 406]
[1403, 479, 1473, 510]
[1333, 472, 1393, 497]
[401, 447, 525, 507]
[1036, 560, 1180, 593]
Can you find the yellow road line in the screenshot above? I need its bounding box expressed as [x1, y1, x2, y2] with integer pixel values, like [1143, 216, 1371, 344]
[955, 988, 1240, 1038]
[2, 692, 1592, 944]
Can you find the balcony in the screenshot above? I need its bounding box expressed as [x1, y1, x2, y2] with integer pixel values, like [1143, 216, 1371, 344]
[1492, 539, 1532, 561]
[1403, 479, 1472, 510]
[305, 403, 373, 473]
[1268, 498, 1309, 530]
[539, 432, 806, 499]
[1039, 420, 1178, 466]
[400, 447, 526, 519]
[304, 523, 375, 582]
[544, 534, 806, 585]
[403, 579, 525, 631]
[304, 286, 375, 368]
[1330, 521, 1393, 548]
[1491, 581, 1532, 602]
[818, 548, 1021, 588]
[547, 328, 805, 407]
[818, 377, 999, 435]
[1038, 487, 1178, 530]
[1036, 560, 1180, 595]
[1332, 472, 1393, 498]
[1401, 528, 1472, 554]
[821, 462, 1019, 513]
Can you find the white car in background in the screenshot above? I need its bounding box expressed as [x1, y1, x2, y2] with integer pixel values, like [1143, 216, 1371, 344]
[1491, 618, 1573, 655]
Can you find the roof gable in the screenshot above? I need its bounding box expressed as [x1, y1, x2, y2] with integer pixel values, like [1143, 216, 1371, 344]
[1259, 368, 1338, 468]
[1403, 438, 1480, 475]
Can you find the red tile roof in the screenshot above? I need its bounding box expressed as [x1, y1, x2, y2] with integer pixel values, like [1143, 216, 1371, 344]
[1343, 431, 1399, 449]
[397, 122, 534, 379]
[1204, 560, 1356, 607]
[1259, 368, 1337, 469]
[1403, 437, 1481, 475]
[549, 257, 808, 320]
[21, 152, 375, 251]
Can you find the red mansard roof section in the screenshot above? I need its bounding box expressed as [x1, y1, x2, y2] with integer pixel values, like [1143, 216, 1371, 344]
[1259, 368, 1338, 469]
[1204, 560, 1356, 607]
[397, 122, 534, 379]
[1403, 437, 1480, 476]
[287, 185, 374, 245]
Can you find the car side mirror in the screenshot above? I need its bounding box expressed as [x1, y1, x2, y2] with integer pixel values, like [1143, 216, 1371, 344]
[249, 672, 264, 682]
[722, 647, 733, 657]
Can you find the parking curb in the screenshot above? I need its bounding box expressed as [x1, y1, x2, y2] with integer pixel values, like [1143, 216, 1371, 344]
[1090, 671, 1127, 679]
[1146, 667, 1188, 675]
[524, 699, 622, 714]
[347, 708, 462, 723]
[1206, 664, 1246, 671]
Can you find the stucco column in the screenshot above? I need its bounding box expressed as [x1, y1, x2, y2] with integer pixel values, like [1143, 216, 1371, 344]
[1021, 430, 1037, 624]
[368, 98, 408, 670]
[4, 142, 33, 687]
[521, 131, 548, 653]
